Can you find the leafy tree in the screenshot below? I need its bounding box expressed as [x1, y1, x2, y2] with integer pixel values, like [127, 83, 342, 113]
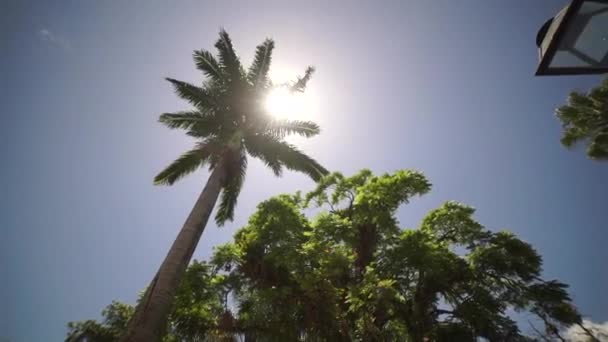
[74, 170, 595, 341]
[212, 170, 586, 341]
[556, 78, 608, 160]
[67, 301, 134, 342]
[123, 30, 327, 341]
[67, 262, 225, 342]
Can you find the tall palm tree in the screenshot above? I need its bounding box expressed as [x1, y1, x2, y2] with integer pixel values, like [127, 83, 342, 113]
[122, 30, 328, 341]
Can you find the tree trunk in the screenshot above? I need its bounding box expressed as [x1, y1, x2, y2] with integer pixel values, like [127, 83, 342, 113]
[121, 164, 227, 342]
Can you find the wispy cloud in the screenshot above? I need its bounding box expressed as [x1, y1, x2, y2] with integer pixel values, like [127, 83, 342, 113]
[38, 28, 72, 51]
[564, 320, 608, 341]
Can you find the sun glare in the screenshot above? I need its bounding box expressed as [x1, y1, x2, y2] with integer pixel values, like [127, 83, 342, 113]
[264, 87, 316, 120]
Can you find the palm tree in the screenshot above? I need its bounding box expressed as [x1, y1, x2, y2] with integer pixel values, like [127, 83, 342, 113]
[121, 30, 328, 341]
[556, 78, 608, 160]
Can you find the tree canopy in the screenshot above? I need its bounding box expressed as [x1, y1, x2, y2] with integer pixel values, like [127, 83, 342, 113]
[68, 170, 595, 341]
[556, 78, 608, 160]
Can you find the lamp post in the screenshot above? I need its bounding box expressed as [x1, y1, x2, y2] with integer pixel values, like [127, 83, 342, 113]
[536, 0, 608, 75]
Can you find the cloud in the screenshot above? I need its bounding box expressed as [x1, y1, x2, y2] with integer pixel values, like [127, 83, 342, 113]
[38, 28, 72, 51]
[564, 320, 608, 341]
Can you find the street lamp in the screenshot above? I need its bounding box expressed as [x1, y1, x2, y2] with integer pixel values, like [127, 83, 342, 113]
[536, 0, 608, 75]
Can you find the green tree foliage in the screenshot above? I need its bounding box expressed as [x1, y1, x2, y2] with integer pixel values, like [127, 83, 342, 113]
[67, 301, 134, 342]
[556, 78, 608, 160]
[67, 262, 225, 342]
[71, 170, 592, 341]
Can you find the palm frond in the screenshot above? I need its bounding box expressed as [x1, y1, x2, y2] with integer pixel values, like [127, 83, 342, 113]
[193, 49, 223, 81]
[154, 141, 220, 185]
[244, 134, 283, 177]
[165, 78, 216, 110]
[247, 39, 274, 87]
[267, 119, 320, 138]
[215, 151, 247, 225]
[159, 111, 218, 131]
[215, 29, 243, 80]
[245, 134, 327, 181]
[181, 111, 234, 139]
[185, 128, 217, 139]
[290, 66, 315, 93]
[273, 141, 328, 181]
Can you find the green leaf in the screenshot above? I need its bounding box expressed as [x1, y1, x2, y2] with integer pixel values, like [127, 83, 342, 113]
[290, 66, 315, 92]
[165, 78, 216, 110]
[244, 134, 283, 176]
[245, 134, 328, 181]
[193, 49, 223, 81]
[267, 119, 320, 138]
[158, 111, 218, 131]
[215, 150, 247, 225]
[154, 141, 219, 185]
[248, 39, 275, 87]
[215, 29, 243, 81]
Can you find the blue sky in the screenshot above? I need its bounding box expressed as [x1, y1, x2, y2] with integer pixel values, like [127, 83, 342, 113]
[2, 0, 607, 340]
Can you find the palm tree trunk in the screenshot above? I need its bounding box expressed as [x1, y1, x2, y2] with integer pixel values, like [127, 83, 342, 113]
[121, 163, 227, 342]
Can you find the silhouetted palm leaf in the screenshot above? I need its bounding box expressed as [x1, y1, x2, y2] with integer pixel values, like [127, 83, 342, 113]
[166, 78, 217, 110]
[216, 151, 248, 225]
[154, 140, 221, 185]
[267, 119, 320, 138]
[215, 29, 243, 81]
[290, 66, 315, 93]
[248, 39, 274, 87]
[193, 49, 223, 81]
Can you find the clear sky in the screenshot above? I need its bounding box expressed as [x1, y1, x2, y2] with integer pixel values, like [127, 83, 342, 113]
[2, 1, 607, 340]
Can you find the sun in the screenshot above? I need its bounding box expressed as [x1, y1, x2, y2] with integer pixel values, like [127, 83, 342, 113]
[264, 87, 317, 120]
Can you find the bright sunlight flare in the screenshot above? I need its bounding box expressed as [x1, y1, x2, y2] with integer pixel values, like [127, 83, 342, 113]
[264, 87, 317, 120]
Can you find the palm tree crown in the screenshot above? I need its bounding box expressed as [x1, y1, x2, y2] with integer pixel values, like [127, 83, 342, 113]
[155, 30, 328, 224]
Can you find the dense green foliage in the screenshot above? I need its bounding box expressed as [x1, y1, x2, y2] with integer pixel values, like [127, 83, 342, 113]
[69, 170, 590, 341]
[556, 78, 608, 160]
